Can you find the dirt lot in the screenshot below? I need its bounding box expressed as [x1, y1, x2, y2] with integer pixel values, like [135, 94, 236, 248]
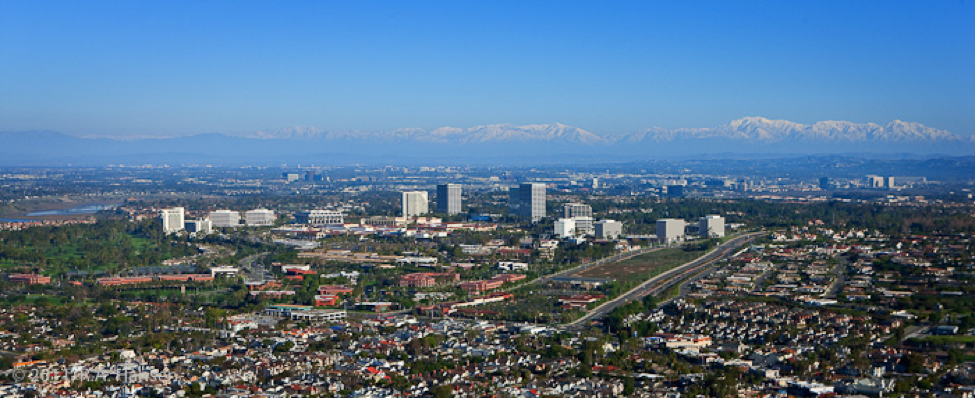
[574, 247, 705, 282]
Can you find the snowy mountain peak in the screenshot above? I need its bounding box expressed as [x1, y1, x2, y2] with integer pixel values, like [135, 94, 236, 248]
[637, 117, 960, 143]
[239, 118, 961, 145]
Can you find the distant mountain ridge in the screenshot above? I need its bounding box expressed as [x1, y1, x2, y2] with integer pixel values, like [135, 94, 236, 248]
[240, 117, 968, 144]
[245, 122, 609, 144]
[628, 117, 966, 143]
[0, 117, 971, 166]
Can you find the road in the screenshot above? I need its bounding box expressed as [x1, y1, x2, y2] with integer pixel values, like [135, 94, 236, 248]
[824, 258, 848, 299]
[239, 252, 272, 282]
[665, 263, 722, 304]
[562, 232, 763, 329]
[750, 263, 778, 293]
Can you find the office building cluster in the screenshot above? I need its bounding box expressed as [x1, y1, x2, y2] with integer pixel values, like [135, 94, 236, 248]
[399, 184, 465, 218]
[656, 215, 726, 244]
[160, 207, 276, 233]
[282, 171, 327, 183]
[161, 207, 210, 235]
[553, 203, 623, 240]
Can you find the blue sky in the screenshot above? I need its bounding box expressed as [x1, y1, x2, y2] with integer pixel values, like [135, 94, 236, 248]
[1, 1, 973, 137]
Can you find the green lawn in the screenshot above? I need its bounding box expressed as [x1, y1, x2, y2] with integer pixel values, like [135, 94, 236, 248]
[0, 258, 24, 268]
[128, 236, 152, 251]
[42, 244, 86, 262]
[909, 335, 975, 345]
[2, 294, 64, 306]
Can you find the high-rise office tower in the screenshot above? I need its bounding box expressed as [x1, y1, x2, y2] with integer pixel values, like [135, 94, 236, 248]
[510, 183, 546, 222]
[436, 184, 462, 215]
[160, 207, 185, 234]
[819, 177, 833, 190]
[402, 191, 429, 217]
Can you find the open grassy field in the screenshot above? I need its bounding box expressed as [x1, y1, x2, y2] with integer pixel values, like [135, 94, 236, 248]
[574, 246, 708, 283]
[1, 294, 65, 306]
[0, 259, 23, 268]
[909, 335, 975, 345]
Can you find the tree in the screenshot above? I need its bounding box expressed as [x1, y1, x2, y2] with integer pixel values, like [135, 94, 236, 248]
[274, 341, 295, 353]
[431, 385, 453, 398]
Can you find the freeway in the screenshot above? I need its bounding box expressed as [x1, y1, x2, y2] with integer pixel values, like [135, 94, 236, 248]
[563, 232, 764, 330]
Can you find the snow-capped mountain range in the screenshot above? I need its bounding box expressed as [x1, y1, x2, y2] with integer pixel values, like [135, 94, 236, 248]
[625, 117, 965, 143]
[1, 117, 971, 166]
[245, 122, 611, 144]
[242, 117, 968, 144]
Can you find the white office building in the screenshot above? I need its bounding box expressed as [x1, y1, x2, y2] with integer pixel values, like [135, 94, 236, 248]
[436, 184, 462, 215]
[294, 210, 344, 226]
[184, 218, 212, 235]
[210, 210, 241, 228]
[244, 209, 275, 226]
[563, 203, 592, 219]
[402, 191, 429, 217]
[510, 183, 546, 222]
[160, 207, 185, 234]
[656, 219, 686, 244]
[699, 215, 725, 238]
[594, 220, 623, 239]
[554, 218, 576, 238]
[574, 216, 595, 235]
[562, 203, 593, 235]
[865, 175, 886, 188]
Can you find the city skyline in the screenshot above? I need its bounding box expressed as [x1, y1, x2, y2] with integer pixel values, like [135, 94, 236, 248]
[1, 1, 973, 141]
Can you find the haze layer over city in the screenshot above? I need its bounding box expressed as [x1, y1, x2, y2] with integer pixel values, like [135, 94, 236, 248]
[1, 2, 974, 398]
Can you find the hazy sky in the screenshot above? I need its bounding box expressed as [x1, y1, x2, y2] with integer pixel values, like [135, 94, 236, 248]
[2, 1, 973, 137]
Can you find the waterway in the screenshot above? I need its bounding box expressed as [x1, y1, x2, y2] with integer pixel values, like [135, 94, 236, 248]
[25, 203, 120, 216]
[0, 218, 35, 223]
